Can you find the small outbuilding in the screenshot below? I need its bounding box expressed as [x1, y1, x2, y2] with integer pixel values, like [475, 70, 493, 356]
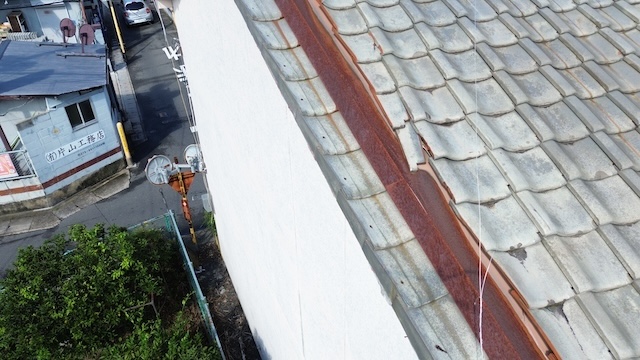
[0, 40, 124, 213]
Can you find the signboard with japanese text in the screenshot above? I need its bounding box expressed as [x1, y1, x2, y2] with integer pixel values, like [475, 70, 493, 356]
[0, 153, 18, 179]
[45, 129, 106, 163]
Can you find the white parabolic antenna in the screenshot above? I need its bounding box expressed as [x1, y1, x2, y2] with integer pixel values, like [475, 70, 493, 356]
[145, 155, 175, 185]
[183, 144, 202, 166]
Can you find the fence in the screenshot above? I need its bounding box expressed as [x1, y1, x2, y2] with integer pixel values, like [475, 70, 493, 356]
[0, 149, 36, 181]
[128, 211, 226, 360]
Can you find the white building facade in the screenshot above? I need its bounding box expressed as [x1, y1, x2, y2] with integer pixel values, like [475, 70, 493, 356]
[170, 1, 418, 358]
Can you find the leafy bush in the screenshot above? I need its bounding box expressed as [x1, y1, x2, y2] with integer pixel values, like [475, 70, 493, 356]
[0, 224, 219, 359]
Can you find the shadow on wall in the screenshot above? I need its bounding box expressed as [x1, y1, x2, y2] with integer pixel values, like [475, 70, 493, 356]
[252, 333, 270, 360]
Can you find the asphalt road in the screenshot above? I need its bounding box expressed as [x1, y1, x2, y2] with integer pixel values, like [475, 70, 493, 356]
[0, 8, 208, 275]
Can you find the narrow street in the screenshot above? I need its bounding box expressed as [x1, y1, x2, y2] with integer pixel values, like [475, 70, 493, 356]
[0, 4, 259, 359]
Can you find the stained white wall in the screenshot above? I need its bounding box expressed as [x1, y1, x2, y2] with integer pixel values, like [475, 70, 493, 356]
[172, 1, 417, 359]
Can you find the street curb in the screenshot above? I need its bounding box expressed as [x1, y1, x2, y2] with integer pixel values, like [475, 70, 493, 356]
[0, 169, 131, 239]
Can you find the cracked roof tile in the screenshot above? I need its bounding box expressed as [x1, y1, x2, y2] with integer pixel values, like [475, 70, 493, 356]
[431, 156, 511, 203]
[415, 119, 486, 160]
[490, 147, 565, 192]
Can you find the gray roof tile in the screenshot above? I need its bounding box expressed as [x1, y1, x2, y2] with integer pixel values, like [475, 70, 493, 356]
[582, 60, 620, 91]
[584, 0, 614, 8]
[609, 130, 640, 170]
[555, 9, 598, 36]
[325, 149, 387, 199]
[399, 86, 466, 123]
[239, 0, 282, 20]
[600, 59, 640, 93]
[476, 42, 538, 74]
[458, 17, 519, 46]
[383, 55, 446, 89]
[342, 33, 382, 63]
[362, 0, 400, 6]
[527, 38, 581, 68]
[521, 13, 561, 41]
[284, 77, 337, 116]
[608, 91, 640, 124]
[359, 61, 397, 93]
[538, 66, 577, 97]
[267, 47, 317, 81]
[429, 49, 492, 82]
[401, 0, 457, 27]
[539, 8, 572, 34]
[581, 96, 637, 134]
[370, 27, 428, 59]
[358, 3, 413, 32]
[533, 299, 614, 360]
[348, 192, 415, 249]
[442, 0, 498, 21]
[431, 156, 511, 203]
[494, 70, 563, 106]
[491, 242, 575, 308]
[566, 33, 622, 64]
[552, 66, 604, 99]
[495, 0, 539, 17]
[415, 23, 474, 53]
[447, 78, 515, 115]
[378, 91, 410, 128]
[325, 6, 369, 35]
[615, 0, 640, 22]
[408, 295, 487, 359]
[591, 130, 638, 170]
[467, 111, 540, 151]
[396, 125, 426, 171]
[570, 176, 640, 225]
[375, 239, 448, 307]
[545, 231, 630, 292]
[537, 0, 577, 12]
[600, 222, 640, 279]
[593, 4, 635, 31]
[517, 186, 596, 236]
[302, 112, 360, 155]
[322, 0, 357, 10]
[623, 29, 640, 53]
[577, 286, 640, 359]
[620, 168, 640, 197]
[517, 102, 590, 142]
[253, 19, 299, 49]
[490, 147, 565, 191]
[415, 119, 486, 160]
[600, 28, 635, 55]
[454, 195, 540, 251]
[542, 136, 617, 180]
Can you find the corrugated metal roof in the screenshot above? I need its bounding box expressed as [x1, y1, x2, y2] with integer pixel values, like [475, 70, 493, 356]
[320, 0, 640, 358]
[0, 40, 106, 97]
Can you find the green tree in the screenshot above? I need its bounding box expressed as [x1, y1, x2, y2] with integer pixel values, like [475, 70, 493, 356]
[0, 224, 218, 359]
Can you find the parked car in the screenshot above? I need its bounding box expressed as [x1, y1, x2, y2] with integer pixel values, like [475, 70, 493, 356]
[123, 0, 154, 26]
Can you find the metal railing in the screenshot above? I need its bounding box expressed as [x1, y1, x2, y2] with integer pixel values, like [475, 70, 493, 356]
[0, 149, 36, 181]
[128, 211, 226, 360]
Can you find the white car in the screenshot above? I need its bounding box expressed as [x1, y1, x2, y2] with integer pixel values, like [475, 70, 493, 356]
[123, 0, 154, 26]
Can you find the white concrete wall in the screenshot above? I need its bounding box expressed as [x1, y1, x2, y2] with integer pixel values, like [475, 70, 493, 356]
[172, 1, 417, 359]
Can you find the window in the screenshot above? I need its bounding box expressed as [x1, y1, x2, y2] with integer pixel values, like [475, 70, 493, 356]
[65, 100, 95, 128]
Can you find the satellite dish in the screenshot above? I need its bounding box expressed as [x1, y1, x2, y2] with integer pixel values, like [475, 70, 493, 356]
[145, 155, 175, 185]
[184, 144, 201, 164]
[59, 18, 75, 43]
[78, 24, 95, 46]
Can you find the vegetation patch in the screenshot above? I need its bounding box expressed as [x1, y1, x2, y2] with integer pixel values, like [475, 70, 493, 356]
[0, 224, 220, 359]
